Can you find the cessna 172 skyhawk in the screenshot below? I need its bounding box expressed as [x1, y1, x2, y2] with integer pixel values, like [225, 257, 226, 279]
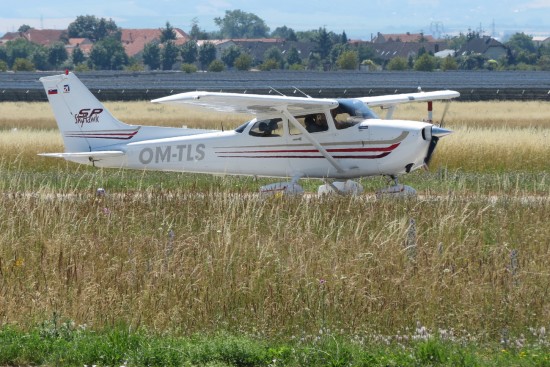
[39, 71, 459, 196]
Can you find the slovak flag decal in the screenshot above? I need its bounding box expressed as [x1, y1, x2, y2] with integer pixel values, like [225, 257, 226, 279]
[48, 89, 58, 95]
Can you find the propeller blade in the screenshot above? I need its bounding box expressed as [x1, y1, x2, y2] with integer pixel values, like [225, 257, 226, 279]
[440, 101, 451, 127]
[424, 136, 439, 167]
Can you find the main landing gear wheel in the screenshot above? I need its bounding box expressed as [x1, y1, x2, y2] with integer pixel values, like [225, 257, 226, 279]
[317, 180, 364, 196]
[375, 175, 417, 198]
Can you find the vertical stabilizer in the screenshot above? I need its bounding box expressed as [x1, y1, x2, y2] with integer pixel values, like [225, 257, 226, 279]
[40, 72, 139, 152]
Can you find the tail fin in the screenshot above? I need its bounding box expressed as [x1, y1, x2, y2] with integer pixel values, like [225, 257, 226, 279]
[40, 72, 139, 153]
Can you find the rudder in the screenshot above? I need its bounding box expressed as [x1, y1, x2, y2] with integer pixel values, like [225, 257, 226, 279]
[40, 72, 139, 153]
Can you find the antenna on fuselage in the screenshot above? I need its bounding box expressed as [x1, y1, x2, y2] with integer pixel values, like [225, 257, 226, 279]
[292, 86, 312, 98]
[269, 87, 285, 96]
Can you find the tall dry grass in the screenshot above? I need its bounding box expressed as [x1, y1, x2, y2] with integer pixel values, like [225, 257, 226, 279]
[1, 100, 549, 341]
[1, 187, 549, 339]
[434, 125, 550, 172]
[388, 100, 550, 129]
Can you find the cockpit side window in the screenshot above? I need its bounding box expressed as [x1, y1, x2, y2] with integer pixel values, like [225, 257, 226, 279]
[249, 118, 283, 137]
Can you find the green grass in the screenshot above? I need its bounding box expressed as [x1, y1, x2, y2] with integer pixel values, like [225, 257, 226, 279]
[1, 322, 549, 366]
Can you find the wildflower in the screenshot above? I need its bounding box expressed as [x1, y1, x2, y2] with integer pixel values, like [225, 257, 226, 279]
[103, 207, 111, 215]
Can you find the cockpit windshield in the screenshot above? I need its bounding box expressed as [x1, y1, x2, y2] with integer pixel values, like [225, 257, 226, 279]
[337, 99, 379, 119]
[235, 120, 252, 133]
[330, 99, 379, 129]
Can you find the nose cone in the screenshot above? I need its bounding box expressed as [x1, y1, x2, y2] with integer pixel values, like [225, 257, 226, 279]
[431, 126, 453, 138]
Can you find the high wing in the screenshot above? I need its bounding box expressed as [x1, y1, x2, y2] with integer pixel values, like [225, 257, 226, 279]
[153, 90, 459, 115]
[357, 90, 460, 107]
[152, 92, 338, 116]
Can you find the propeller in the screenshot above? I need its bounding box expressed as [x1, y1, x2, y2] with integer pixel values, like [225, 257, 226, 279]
[423, 100, 453, 168]
[424, 126, 452, 167]
[439, 101, 451, 127]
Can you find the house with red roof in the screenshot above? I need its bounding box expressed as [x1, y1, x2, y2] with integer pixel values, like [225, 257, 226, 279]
[0, 29, 66, 46]
[121, 28, 189, 57]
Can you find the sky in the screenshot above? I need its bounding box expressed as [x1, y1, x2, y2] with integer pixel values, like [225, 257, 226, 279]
[2, 0, 550, 40]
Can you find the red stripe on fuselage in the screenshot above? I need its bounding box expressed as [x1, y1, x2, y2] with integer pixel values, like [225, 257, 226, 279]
[215, 143, 400, 155]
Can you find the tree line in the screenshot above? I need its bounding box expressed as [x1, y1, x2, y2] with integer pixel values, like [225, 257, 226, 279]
[1, 11, 549, 72]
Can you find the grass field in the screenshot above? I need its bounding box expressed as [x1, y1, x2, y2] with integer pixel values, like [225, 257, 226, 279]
[1, 100, 549, 365]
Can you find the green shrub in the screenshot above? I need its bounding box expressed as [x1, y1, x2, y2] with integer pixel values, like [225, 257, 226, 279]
[208, 59, 225, 72]
[181, 63, 198, 73]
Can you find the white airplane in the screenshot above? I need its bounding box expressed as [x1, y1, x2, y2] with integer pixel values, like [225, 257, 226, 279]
[39, 71, 459, 196]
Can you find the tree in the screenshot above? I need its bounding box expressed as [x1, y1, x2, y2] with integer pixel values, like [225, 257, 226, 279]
[12, 58, 34, 71]
[307, 52, 322, 70]
[263, 46, 284, 69]
[340, 31, 348, 44]
[161, 41, 179, 70]
[142, 42, 161, 70]
[89, 36, 128, 70]
[414, 53, 436, 71]
[447, 33, 467, 50]
[316, 27, 332, 60]
[286, 47, 302, 66]
[189, 18, 209, 40]
[0, 47, 7, 63]
[356, 44, 376, 63]
[234, 53, 252, 71]
[5, 38, 39, 67]
[259, 59, 280, 71]
[198, 42, 217, 70]
[32, 47, 49, 70]
[506, 32, 537, 66]
[337, 50, 358, 70]
[160, 22, 176, 43]
[18, 24, 32, 33]
[458, 54, 486, 70]
[296, 30, 318, 42]
[181, 41, 198, 64]
[506, 32, 536, 54]
[72, 47, 85, 65]
[537, 55, 550, 71]
[214, 10, 269, 38]
[221, 45, 241, 68]
[440, 55, 458, 71]
[47, 42, 68, 69]
[271, 26, 297, 41]
[387, 57, 408, 71]
[68, 15, 119, 42]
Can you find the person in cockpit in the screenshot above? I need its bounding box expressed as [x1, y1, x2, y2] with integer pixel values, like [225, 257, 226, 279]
[305, 113, 328, 133]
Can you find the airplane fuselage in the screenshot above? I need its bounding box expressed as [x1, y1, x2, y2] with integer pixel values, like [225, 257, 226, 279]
[89, 118, 432, 179]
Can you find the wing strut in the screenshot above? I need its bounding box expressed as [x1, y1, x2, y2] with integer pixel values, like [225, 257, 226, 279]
[280, 109, 345, 174]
